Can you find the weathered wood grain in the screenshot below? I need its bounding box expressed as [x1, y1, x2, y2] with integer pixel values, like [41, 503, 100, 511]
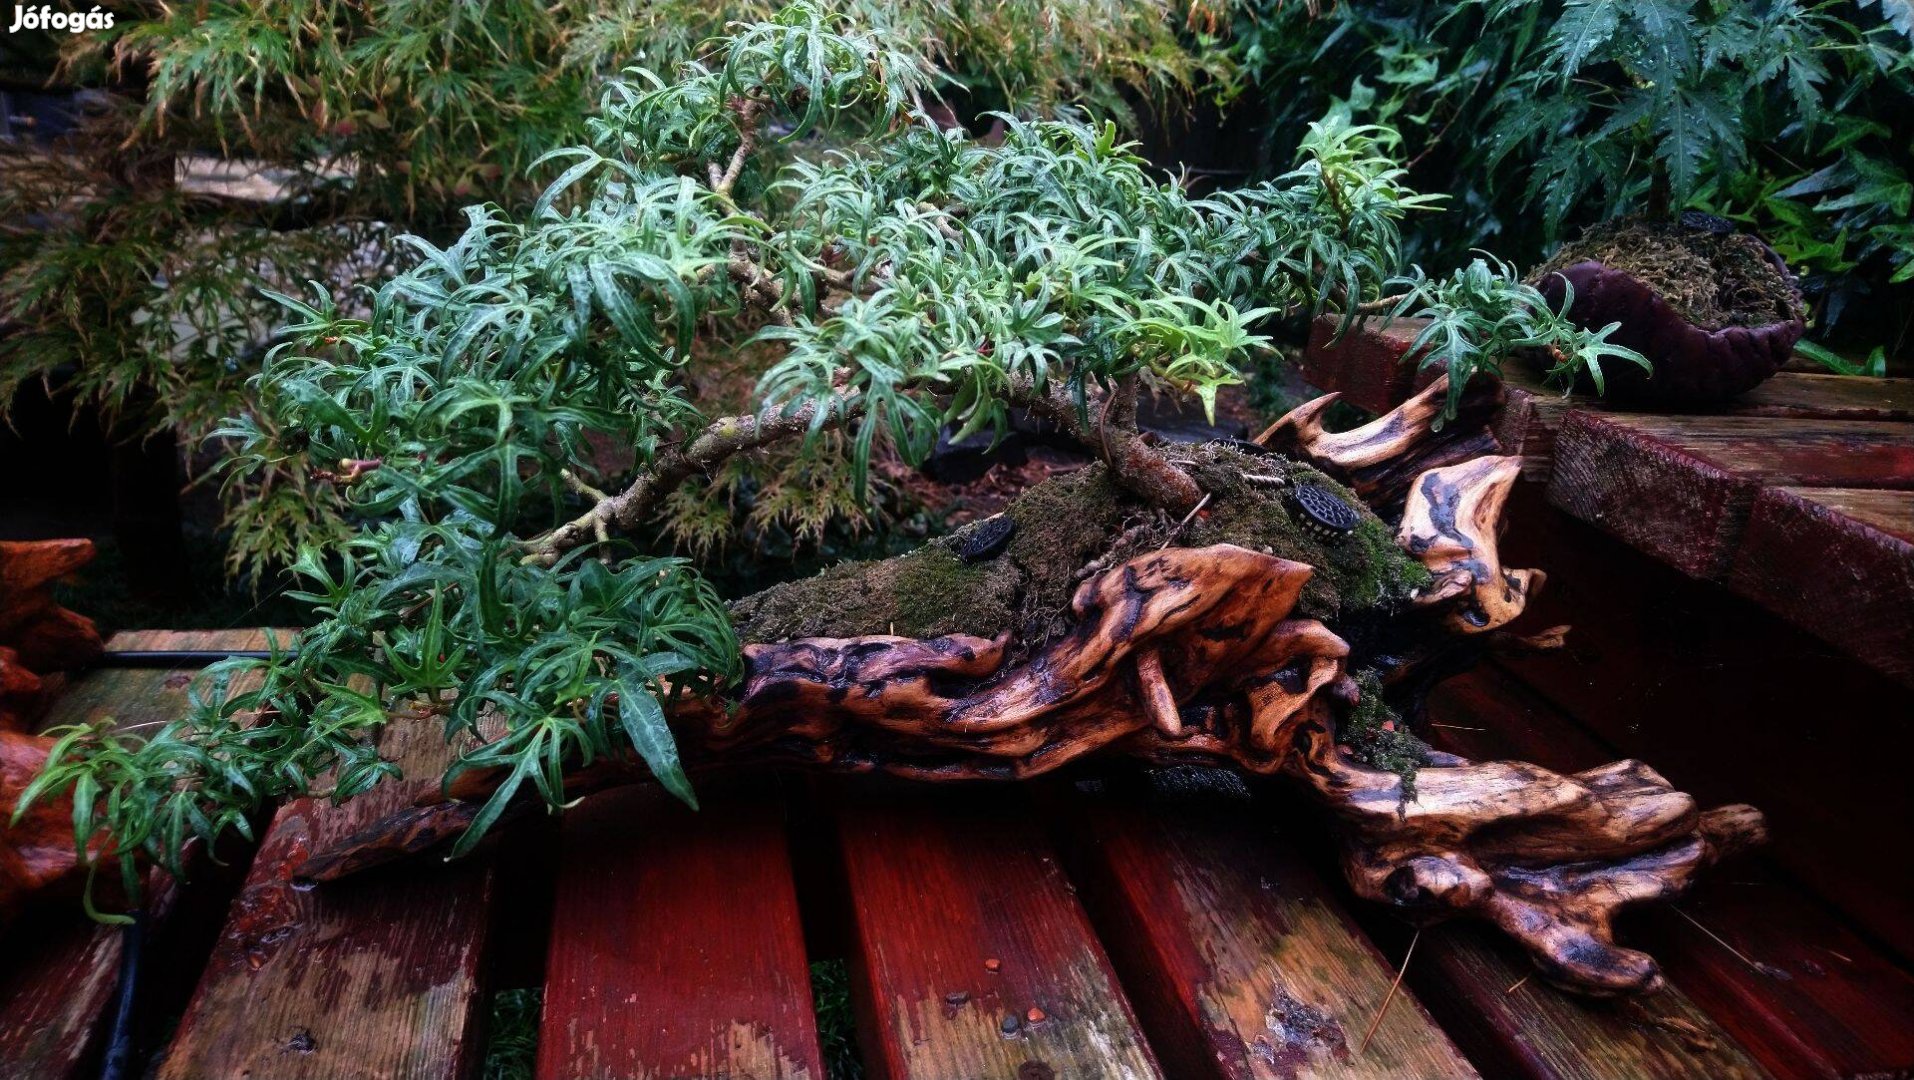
[536, 779, 824, 1080]
[1728, 487, 1914, 687]
[1056, 778, 1479, 1080]
[1301, 316, 1438, 415]
[155, 699, 493, 1079]
[835, 784, 1162, 1080]
[1428, 670, 1914, 1080]
[1547, 411, 1914, 579]
[0, 629, 272, 1080]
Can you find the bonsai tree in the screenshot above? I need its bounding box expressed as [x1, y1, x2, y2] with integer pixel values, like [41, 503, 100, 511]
[1, 0, 1228, 582]
[11, 5, 1758, 996]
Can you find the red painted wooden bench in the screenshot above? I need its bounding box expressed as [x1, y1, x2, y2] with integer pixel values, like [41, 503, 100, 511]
[4, 626, 1913, 1079]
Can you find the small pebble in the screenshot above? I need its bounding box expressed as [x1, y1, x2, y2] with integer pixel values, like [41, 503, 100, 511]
[945, 991, 970, 1006]
[1025, 1007, 1047, 1024]
[985, 958, 1002, 973]
[1001, 1015, 1021, 1036]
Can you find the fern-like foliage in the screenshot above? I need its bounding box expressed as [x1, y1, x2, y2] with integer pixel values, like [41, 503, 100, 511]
[1225, 0, 1914, 355]
[22, 4, 1631, 914]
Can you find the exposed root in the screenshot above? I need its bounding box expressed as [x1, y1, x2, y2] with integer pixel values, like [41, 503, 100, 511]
[1289, 711, 1765, 995]
[1398, 455, 1543, 634]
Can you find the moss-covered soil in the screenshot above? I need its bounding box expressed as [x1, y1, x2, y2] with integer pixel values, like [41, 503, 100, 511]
[1532, 216, 1805, 331]
[729, 444, 1431, 661]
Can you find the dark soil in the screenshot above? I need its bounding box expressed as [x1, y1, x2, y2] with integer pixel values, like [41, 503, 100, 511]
[1532, 217, 1804, 331]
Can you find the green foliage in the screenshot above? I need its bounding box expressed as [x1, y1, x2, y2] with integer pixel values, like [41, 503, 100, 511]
[481, 988, 542, 1080]
[1224, 0, 1914, 356]
[23, 5, 1622, 915]
[3, 0, 1234, 586]
[1390, 256, 1647, 414]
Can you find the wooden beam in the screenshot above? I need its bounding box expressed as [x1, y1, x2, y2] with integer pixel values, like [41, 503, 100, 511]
[1055, 778, 1479, 1079]
[1427, 670, 1914, 1080]
[155, 713, 494, 1078]
[835, 785, 1161, 1080]
[536, 780, 825, 1080]
[1547, 411, 1914, 579]
[1728, 487, 1914, 687]
[0, 630, 268, 1080]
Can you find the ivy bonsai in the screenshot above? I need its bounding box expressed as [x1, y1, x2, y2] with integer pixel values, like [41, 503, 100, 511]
[8, 6, 1762, 996]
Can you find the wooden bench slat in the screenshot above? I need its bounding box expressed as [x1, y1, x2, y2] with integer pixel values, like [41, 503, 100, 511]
[1548, 410, 1914, 579]
[1728, 487, 1914, 687]
[536, 780, 825, 1080]
[1431, 671, 1914, 1080]
[0, 629, 272, 1079]
[836, 786, 1161, 1080]
[1057, 781, 1479, 1080]
[155, 715, 494, 1079]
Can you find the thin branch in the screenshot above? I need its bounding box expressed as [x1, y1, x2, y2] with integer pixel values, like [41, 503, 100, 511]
[525, 394, 855, 564]
[712, 97, 766, 199]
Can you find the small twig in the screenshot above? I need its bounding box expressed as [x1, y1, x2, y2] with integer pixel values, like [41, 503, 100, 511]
[1672, 907, 1779, 978]
[1429, 722, 1486, 732]
[1158, 492, 1212, 550]
[1504, 973, 1530, 995]
[1360, 929, 1419, 1056]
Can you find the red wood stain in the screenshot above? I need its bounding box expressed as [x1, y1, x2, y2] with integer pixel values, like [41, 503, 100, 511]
[835, 784, 1161, 1080]
[536, 780, 824, 1079]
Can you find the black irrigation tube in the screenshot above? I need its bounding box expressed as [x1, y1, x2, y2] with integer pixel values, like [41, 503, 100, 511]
[96, 909, 145, 1080]
[97, 650, 286, 668]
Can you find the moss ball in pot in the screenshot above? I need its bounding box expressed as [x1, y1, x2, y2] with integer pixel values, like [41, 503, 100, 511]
[1528, 214, 1806, 404]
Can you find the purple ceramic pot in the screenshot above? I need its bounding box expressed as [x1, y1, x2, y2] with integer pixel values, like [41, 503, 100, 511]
[1532, 240, 1805, 404]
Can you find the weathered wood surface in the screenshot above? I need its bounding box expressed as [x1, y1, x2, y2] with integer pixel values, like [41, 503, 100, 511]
[835, 784, 1162, 1080]
[1405, 673, 1769, 1080]
[1428, 669, 1914, 1080]
[1547, 411, 1914, 579]
[1056, 777, 1479, 1080]
[155, 692, 495, 1079]
[1495, 487, 1914, 963]
[537, 780, 825, 1080]
[0, 629, 269, 1080]
[1727, 487, 1914, 686]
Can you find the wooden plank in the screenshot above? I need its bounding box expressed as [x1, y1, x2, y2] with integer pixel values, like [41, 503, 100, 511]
[1056, 777, 1478, 1080]
[1426, 670, 1914, 1080]
[0, 629, 270, 1079]
[536, 779, 825, 1080]
[1733, 373, 1914, 422]
[1728, 487, 1914, 687]
[1301, 315, 1436, 415]
[1496, 487, 1914, 962]
[835, 784, 1161, 1080]
[155, 708, 494, 1078]
[1547, 411, 1914, 579]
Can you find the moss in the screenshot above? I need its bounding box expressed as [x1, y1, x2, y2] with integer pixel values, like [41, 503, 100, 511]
[1339, 670, 1426, 800]
[1174, 445, 1431, 622]
[729, 444, 1432, 653]
[1532, 216, 1804, 331]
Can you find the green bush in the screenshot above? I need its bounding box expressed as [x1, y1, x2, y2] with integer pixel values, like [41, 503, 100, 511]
[1226, 0, 1914, 361]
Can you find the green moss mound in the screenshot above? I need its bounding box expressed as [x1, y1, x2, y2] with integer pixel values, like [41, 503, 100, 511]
[1532, 217, 1804, 331]
[729, 445, 1431, 656]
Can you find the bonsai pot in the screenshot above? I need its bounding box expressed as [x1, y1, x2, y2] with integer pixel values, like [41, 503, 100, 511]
[1529, 214, 1807, 404]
